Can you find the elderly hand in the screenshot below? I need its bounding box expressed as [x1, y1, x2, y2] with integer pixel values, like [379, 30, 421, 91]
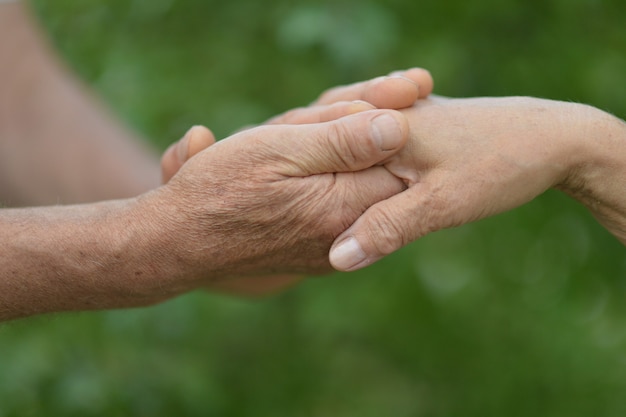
[158, 68, 433, 296]
[161, 68, 433, 183]
[330, 96, 626, 271]
[140, 109, 409, 297]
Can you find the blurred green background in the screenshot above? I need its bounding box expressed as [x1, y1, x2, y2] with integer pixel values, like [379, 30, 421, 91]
[1, 0, 626, 415]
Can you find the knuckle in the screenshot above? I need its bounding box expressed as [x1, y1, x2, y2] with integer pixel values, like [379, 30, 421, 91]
[363, 184, 456, 256]
[416, 184, 454, 234]
[327, 117, 380, 170]
[325, 122, 360, 170]
[366, 206, 408, 256]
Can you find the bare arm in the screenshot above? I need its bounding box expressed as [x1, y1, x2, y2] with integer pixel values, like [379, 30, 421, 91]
[0, 199, 166, 319]
[0, 109, 408, 321]
[0, 3, 160, 207]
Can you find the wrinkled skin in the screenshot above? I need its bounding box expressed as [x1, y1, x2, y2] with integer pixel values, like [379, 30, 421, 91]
[143, 109, 409, 295]
[160, 68, 433, 296]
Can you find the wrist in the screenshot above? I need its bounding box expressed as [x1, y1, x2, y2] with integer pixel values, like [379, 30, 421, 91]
[110, 191, 197, 302]
[559, 104, 623, 198]
[129, 186, 229, 294]
[0, 197, 173, 320]
[557, 105, 626, 242]
[57, 197, 185, 308]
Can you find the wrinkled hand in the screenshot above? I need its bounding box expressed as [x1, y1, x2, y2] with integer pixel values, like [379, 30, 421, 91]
[145, 109, 409, 293]
[161, 68, 433, 182]
[330, 96, 623, 270]
[158, 68, 432, 295]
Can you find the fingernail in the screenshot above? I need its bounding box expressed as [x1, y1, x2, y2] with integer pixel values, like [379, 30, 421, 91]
[330, 237, 367, 271]
[350, 100, 376, 112]
[371, 114, 402, 151]
[388, 75, 417, 85]
[351, 100, 375, 108]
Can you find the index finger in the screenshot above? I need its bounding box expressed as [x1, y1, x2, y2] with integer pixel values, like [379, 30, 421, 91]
[315, 68, 434, 108]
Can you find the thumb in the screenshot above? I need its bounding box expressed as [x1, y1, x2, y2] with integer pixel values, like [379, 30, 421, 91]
[261, 109, 409, 177]
[329, 184, 442, 271]
[161, 125, 216, 183]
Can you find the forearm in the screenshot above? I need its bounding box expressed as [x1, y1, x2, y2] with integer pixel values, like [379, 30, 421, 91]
[0, 3, 160, 207]
[0, 198, 179, 321]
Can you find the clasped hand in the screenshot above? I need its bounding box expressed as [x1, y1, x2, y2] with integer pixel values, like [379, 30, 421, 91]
[158, 69, 626, 297]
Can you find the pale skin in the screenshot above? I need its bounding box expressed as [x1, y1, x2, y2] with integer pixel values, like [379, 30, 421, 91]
[329, 96, 626, 270]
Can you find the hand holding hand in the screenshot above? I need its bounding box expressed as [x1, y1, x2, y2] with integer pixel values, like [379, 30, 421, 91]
[157, 68, 432, 296]
[330, 96, 626, 270]
[143, 109, 409, 296]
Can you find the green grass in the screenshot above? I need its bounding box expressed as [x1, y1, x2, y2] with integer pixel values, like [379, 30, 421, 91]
[1, 0, 625, 415]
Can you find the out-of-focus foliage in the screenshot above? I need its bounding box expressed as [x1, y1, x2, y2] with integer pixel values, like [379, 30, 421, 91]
[1, 0, 625, 415]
